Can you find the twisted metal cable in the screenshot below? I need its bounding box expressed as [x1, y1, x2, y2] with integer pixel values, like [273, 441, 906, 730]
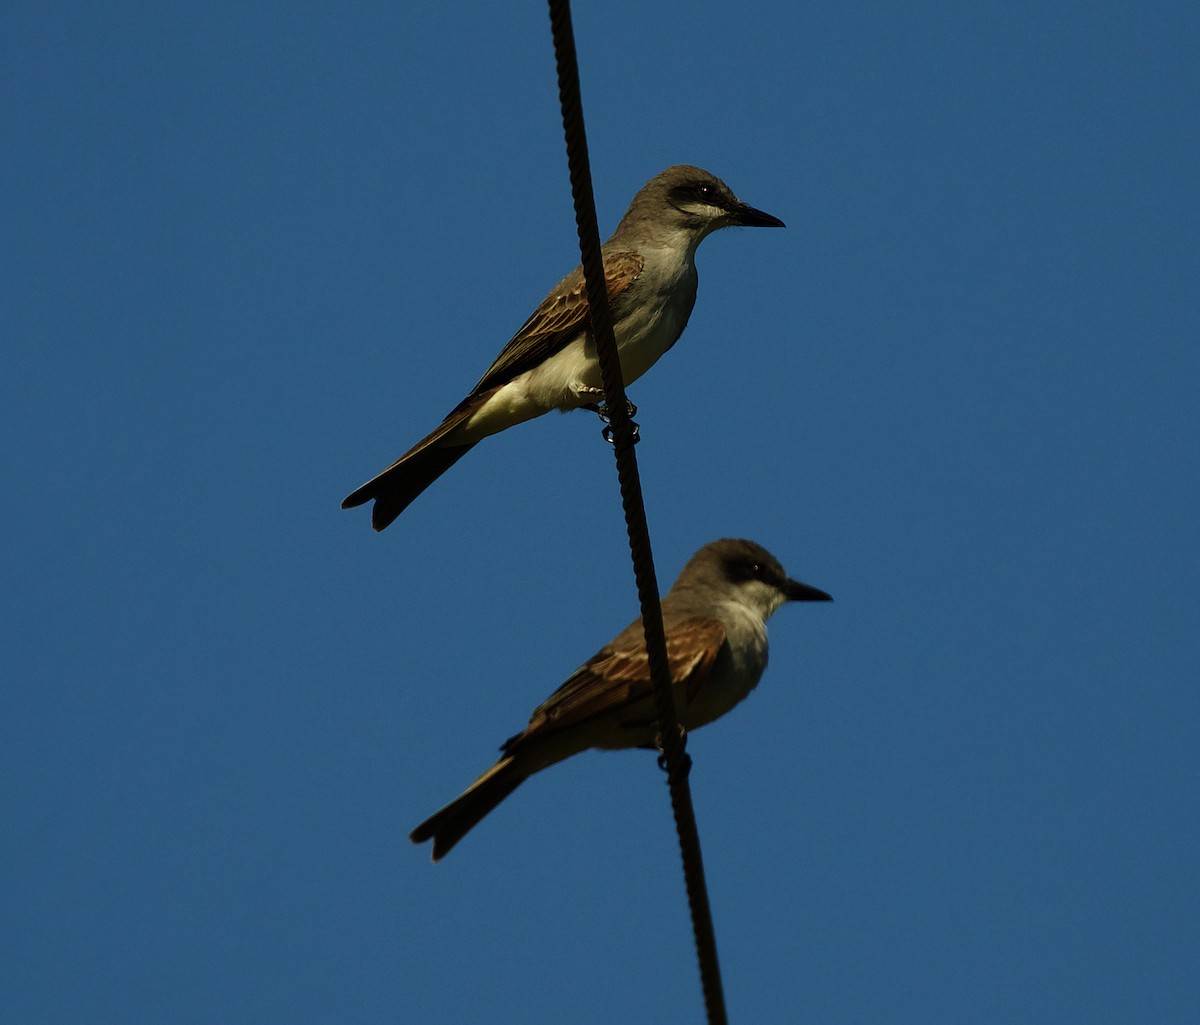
[546, 3, 728, 1022]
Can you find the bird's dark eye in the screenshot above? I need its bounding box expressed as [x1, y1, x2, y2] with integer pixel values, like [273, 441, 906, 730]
[669, 181, 719, 209]
[724, 554, 773, 585]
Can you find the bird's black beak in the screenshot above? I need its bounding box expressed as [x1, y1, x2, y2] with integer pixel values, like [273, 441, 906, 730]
[731, 202, 785, 228]
[786, 578, 832, 602]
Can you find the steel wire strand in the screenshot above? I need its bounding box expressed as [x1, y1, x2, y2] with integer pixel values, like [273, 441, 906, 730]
[546, 3, 730, 1022]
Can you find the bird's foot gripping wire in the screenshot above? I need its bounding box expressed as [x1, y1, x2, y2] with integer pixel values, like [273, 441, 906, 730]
[655, 724, 691, 776]
[581, 395, 640, 444]
[657, 749, 693, 779]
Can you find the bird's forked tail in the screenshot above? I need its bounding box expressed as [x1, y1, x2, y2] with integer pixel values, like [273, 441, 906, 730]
[409, 756, 527, 862]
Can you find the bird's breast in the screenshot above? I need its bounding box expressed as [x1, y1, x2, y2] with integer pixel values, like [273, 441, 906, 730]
[679, 603, 769, 731]
[611, 261, 698, 385]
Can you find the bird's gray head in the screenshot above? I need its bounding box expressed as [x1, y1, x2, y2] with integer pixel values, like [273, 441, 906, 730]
[615, 165, 785, 248]
[672, 538, 832, 621]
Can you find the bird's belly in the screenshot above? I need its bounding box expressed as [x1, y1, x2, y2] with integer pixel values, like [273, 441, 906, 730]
[455, 273, 693, 441]
[679, 667, 760, 731]
[454, 336, 592, 442]
[521, 335, 596, 405]
[529, 294, 688, 403]
[613, 291, 690, 385]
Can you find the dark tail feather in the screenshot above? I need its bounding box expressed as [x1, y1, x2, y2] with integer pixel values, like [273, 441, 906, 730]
[341, 441, 476, 531]
[410, 758, 526, 862]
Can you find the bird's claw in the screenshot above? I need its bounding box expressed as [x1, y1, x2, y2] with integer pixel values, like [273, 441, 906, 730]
[655, 724, 691, 775]
[583, 395, 637, 420]
[588, 399, 639, 444]
[602, 421, 640, 445]
[657, 750, 693, 777]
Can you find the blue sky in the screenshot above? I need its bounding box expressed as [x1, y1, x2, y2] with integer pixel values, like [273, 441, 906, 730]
[3, 1, 1197, 1022]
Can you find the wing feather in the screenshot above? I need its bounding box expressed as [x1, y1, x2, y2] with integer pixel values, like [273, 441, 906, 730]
[504, 618, 727, 751]
[468, 250, 644, 396]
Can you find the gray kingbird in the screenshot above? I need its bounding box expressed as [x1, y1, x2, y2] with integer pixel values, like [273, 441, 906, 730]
[410, 538, 831, 861]
[342, 166, 784, 530]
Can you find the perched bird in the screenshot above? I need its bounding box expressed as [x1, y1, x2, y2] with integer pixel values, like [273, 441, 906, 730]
[342, 166, 784, 530]
[410, 538, 831, 861]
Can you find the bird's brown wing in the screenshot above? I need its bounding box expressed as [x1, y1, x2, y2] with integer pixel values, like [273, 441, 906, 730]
[466, 250, 644, 398]
[503, 617, 727, 752]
